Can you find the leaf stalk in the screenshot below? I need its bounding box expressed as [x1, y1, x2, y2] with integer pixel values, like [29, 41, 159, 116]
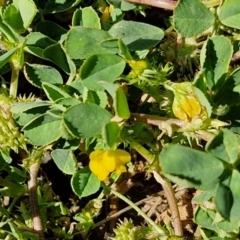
[122, 134, 183, 237]
[102, 183, 168, 236]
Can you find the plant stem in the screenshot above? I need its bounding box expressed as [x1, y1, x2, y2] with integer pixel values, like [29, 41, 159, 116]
[92, 196, 154, 229]
[125, 137, 183, 237]
[131, 113, 185, 128]
[66, 74, 75, 85]
[195, 130, 214, 142]
[9, 61, 20, 97]
[0, 204, 10, 218]
[128, 137, 155, 164]
[131, 113, 215, 141]
[125, 0, 220, 10]
[102, 183, 167, 236]
[28, 162, 44, 239]
[152, 171, 183, 237]
[125, 0, 177, 10]
[7, 197, 19, 213]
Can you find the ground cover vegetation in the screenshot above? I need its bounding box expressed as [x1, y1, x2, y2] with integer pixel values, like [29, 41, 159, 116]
[0, 0, 240, 239]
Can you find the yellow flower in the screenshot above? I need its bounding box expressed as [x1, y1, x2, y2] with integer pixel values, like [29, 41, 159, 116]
[89, 149, 131, 181]
[172, 92, 202, 122]
[127, 60, 149, 79]
[165, 81, 208, 122]
[100, 5, 114, 25]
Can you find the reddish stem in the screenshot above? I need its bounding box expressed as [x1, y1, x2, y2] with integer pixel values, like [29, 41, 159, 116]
[125, 0, 177, 10]
[125, 0, 220, 10]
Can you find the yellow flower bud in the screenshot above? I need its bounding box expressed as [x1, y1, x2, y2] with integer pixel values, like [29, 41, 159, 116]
[127, 60, 148, 79]
[136, 60, 149, 69]
[100, 5, 114, 25]
[89, 149, 131, 181]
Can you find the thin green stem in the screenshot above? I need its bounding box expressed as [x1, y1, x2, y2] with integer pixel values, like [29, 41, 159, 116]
[1, 197, 19, 222]
[92, 196, 152, 229]
[124, 136, 183, 237]
[0, 204, 10, 218]
[101, 183, 167, 236]
[97, 190, 105, 199]
[128, 138, 155, 164]
[65, 74, 75, 85]
[7, 197, 19, 213]
[9, 61, 20, 97]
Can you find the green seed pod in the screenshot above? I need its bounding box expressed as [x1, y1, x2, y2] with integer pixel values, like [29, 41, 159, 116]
[112, 219, 136, 240]
[112, 218, 163, 240]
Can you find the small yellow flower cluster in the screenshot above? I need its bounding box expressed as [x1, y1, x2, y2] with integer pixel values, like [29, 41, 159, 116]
[127, 60, 149, 79]
[89, 149, 131, 181]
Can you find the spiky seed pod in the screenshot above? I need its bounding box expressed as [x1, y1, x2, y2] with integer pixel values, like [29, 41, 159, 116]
[17, 93, 37, 102]
[0, 95, 26, 155]
[111, 219, 137, 240]
[160, 32, 199, 74]
[75, 199, 102, 235]
[112, 218, 163, 240]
